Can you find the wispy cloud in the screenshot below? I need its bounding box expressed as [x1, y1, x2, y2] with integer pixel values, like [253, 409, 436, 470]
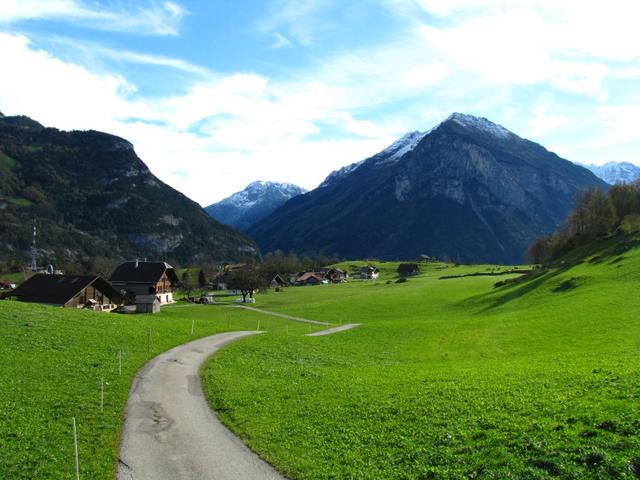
[0, 0, 187, 36]
[46, 36, 212, 76]
[257, 0, 333, 47]
[270, 32, 292, 49]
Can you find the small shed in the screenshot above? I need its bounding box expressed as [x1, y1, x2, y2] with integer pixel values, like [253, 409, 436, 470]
[397, 263, 420, 278]
[270, 274, 287, 288]
[135, 294, 161, 314]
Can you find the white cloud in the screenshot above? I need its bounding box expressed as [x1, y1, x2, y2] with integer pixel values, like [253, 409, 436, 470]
[0, 31, 401, 205]
[257, 0, 332, 47]
[270, 32, 292, 49]
[0, 0, 187, 36]
[2, 0, 640, 207]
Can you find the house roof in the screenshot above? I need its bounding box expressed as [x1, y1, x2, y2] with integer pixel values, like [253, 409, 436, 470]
[326, 268, 346, 274]
[6, 274, 120, 305]
[110, 261, 178, 284]
[397, 263, 420, 272]
[296, 272, 324, 283]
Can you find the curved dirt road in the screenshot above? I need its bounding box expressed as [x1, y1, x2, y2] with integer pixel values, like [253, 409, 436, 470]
[117, 331, 286, 480]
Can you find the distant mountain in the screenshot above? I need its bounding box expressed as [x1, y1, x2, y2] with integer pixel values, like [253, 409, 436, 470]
[249, 113, 608, 264]
[582, 161, 640, 185]
[0, 114, 257, 272]
[205, 181, 306, 231]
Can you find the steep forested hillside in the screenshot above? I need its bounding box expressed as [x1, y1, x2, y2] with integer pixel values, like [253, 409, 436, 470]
[0, 113, 256, 272]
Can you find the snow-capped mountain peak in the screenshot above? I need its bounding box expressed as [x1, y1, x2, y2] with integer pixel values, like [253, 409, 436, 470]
[205, 181, 307, 231]
[319, 113, 519, 189]
[445, 113, 514, 139]
[581, 161, 640, 185]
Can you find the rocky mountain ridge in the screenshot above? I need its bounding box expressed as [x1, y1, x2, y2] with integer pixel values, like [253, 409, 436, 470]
[249, 113, 608, 264]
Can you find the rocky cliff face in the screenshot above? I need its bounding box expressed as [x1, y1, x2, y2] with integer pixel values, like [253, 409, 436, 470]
[248, 113, 608, 264]
[205, 181, 306, 231]
[0, 114, 257, 272]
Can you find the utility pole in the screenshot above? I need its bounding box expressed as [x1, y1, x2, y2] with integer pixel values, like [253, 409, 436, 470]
[30, 218, 38, 272]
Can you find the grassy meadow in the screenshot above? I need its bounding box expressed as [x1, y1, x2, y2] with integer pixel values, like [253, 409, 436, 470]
[0, 301, 318, 479]
[202, 238, 640, 479]
[1, 234, 638, 479]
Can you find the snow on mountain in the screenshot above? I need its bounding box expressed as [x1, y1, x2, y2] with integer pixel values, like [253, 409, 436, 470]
[205, 181, 307, 231]
[446, 112, 514, 139]
[320, 113, 517, 188]
[581, 161, 640, 185]
[374, 130, 428, 165]
[249, 112, 608, 264]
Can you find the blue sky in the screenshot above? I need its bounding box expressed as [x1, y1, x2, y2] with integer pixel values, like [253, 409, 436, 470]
[1, 0, 639, 205]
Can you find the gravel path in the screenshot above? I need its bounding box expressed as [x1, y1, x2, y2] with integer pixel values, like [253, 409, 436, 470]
[117, 331, 286, 480]
[232, 304, 330, 326]
[305, 323, 361, 336]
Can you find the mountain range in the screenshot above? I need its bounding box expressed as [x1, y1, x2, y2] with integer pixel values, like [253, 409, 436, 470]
[582, 161, 640, 185]
[0, 113, 257, 272]
[248, 113, 608, 264]
[205, 181, 306, 231]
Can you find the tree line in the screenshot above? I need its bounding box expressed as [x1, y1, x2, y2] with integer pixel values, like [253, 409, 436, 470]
[528, 181, 640, 264]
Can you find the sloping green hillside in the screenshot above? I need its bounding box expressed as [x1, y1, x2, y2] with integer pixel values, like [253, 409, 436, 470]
[203, 235, 640, 479]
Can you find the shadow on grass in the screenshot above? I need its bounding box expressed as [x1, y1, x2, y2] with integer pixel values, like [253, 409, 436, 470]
[463, 266, 572, 312]
[579, 234, 638, 265]
[470, 233, 640, 312]
[486, 267, 573, 311]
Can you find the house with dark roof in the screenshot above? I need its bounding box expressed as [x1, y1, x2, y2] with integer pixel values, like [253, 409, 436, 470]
[325, 268, 348, 283]
[397, 263, 420, 278]
[4, 274, 121, 311]
[110, 260, 178, 304]
[360, 265, 379, 279]
[270, 274, 287, 288]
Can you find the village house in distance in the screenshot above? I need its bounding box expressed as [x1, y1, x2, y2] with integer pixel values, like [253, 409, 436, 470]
[109, 260, 178, 305]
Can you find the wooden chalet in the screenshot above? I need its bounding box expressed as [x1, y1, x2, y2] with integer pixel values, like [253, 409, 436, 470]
[325, 268, 348, 283]
[417, 254, 436, 262]
[109, 260, 178, 304]
[295, 272, 325, 286]
[397, 263, 420, 278]
[4, 274, 121, 311]
[360, 265, 380, 279]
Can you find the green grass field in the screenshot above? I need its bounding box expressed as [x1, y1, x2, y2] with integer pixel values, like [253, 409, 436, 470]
[2, 235, 639, 479]
[202, 237, 640, 479]
[0, 302, 318, 479]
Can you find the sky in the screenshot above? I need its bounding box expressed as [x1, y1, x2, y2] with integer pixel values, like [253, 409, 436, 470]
[1, 0, 639, 205]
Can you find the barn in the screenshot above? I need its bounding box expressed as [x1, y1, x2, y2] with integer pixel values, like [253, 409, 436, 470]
[5, 274, 121, 311]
